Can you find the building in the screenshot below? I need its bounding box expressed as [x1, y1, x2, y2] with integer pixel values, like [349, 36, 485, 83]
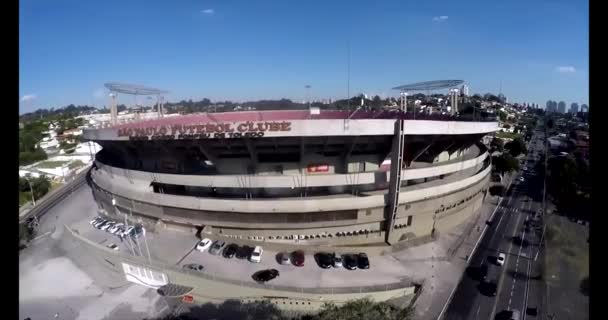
[570, 103, 579, 114]
[460, 85, 469, 96]
[558, 101, 566, 114]
[581, 104, 589, 113]
[84, 109, 498, 249]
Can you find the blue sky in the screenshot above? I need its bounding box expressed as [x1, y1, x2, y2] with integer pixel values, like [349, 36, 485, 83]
[19, 0, 588, 113]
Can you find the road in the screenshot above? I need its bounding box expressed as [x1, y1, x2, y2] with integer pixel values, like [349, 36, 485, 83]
[443, 130, 546, 320]
[19, 183, 169, 320]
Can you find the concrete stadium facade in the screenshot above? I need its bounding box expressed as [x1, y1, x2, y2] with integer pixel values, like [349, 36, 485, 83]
[84, 110, 499, 249]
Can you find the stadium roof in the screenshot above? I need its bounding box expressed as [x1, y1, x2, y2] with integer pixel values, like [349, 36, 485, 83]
[392, 80, 465, 91]
[104, 82, 169, 95]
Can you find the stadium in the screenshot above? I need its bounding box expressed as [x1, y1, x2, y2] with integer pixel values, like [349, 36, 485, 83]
[84, 81, 499, 251]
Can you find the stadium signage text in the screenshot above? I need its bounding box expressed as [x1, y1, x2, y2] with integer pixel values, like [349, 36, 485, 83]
[117, 121, 292, 140]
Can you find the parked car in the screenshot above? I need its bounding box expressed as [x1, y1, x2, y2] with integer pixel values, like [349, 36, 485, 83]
[100, 221, 115, 231]
[519, 177, 525, 182]
[236, 245, 254, 260]
[131, 226, 145, 238]
[223, 244, 238, 259]
[252, 269, 279, 283]
[94, 220, 108, 229]
[90, 217, 103, 225]
[278, 252, 291, 265]
[183, 264, 204, 272]
[291, 250, 305, 267]
[333, 253, 343, 268]
[357, 253, 370, 269]
[107, 243, 119, 251]
[344, 254, 358, 270]
[250, 246, 263, 263]
[196, 238, 213, 252]
[497, 253, 506, 266]
[315, 252, 333, 269]
[121, 226, 135, 238]
[108, 223, 124, 234]
[209, 240, 226, 255]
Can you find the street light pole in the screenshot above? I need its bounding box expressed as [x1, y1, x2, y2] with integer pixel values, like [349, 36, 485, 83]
[25, 177, 36, 206]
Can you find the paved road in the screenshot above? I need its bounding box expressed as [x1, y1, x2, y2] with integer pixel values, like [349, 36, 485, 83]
[19, 184, 169, 320]
[443, 131, 546, 320]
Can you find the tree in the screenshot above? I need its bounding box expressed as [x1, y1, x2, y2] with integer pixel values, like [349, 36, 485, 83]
[372, 95, 382, 109]
[492, 153, 519, 174]
[490, 137, 504, 153]
[505, 137, 527, 157]
[310, 298, 413, 320]
[498, 111, 507, 122]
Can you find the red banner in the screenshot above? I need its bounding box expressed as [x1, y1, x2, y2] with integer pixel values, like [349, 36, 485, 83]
[182, 295, 194, 303]
[307, 164, 329, 173]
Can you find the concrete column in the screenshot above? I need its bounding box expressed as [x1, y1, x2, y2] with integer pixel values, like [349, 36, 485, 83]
[384, 120, 405, 245]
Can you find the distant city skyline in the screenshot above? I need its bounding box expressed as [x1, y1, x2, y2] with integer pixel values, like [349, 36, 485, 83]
[19, 0, 588, 114]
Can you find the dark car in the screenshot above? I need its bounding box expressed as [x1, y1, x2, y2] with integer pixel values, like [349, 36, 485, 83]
[291, 250, 305, 267]
[223, 244, 238, 259]
[479, 264, 488, 280]
[344, 254, 358, 270]
[478, 280, 497, 297]
[252, 269, 279, 283]
[236, 245, 253, 259]
[315, 252, 333, 269]
[357, 253, 370, 269]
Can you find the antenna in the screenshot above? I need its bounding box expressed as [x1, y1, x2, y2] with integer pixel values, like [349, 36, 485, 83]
[347, 41, 351, 113]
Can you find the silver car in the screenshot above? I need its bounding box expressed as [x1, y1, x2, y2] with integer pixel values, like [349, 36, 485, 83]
[209, 240, 226, 255]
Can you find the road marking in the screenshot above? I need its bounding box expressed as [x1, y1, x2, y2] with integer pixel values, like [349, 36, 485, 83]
[490, 195, 525, 318]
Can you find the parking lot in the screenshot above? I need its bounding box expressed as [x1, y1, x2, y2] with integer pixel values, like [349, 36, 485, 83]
[80, 216, 414, 288]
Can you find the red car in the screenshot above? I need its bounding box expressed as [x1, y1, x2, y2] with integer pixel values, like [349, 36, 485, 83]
[291, 250, 305, 267]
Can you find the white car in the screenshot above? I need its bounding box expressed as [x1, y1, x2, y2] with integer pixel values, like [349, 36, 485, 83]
[497, 253, 506, 266]
[108, 223, 124, 234]
[518, 177, 525, 182]
[90, 217, 103, 225]
[107, 243, 119, 251]
[250, 246, 263, 263]
[196, 238, 213, 252]
[100, 221, 115, 231]
[120, 226, 135, 237]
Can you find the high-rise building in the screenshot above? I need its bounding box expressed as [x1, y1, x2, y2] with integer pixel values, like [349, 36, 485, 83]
[570, 103, 579, 114]
[460, 85, 469, 96]
[581, 104, 589, 113]
[557, 101, 566, 114]
[546, 100, 555, 112]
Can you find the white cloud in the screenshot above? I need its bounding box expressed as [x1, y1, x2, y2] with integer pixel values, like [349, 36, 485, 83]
[20, 94, 37, 102]
[201, 9, 214, 14]
[555, 66, 576, 73]
[432, 16, 449, 22]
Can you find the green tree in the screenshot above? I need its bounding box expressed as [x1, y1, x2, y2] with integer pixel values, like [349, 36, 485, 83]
[490, 137, 504, 153]
[310, 298, 413, 320]
[498, 111, 507, 122]
[492, 153, 519, 174]
[505, 137, 527, 157]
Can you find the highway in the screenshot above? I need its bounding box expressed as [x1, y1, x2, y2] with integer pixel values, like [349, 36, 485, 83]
[443, 130, 546, 320]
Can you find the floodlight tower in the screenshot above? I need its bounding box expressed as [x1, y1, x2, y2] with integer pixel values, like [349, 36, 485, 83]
[109, 93, 117, 125]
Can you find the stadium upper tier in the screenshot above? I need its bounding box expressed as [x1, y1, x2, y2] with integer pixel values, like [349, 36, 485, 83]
[84, 109, 499, 249]
[83, 110, 498, 141]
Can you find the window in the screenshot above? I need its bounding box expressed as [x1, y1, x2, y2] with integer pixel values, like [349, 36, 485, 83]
[407, 215, 413, 226]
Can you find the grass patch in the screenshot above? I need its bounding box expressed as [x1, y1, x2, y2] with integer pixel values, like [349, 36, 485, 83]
[36, 160, 70, 168]
[496, 131, 522, 140]
[68, 160, 85, 169]
[19, 192, 32, 206]
[544, 214, 589, 287]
